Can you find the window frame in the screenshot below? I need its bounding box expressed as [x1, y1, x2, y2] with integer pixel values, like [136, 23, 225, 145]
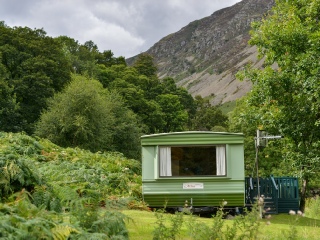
[158, 144, 227, 178]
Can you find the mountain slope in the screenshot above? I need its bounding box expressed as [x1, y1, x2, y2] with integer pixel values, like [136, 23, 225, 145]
[128, 0, 274, 105]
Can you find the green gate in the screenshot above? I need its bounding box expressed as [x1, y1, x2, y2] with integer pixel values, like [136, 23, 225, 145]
[275, 177, 300, 213]
[245, 176, 299, 214]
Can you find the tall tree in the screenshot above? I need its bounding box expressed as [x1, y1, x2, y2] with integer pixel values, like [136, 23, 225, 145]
[132, 53, 157, 78]
[57, 36, 126, 77]
[35, 75, 142, 159]
[156, 94, 189, 132]
[229, 95, 290, 178]
[234, 0, 320, 211]
[0, 23, 71, 133]
[190, 96, 228, 131]
[97, 58, 195, 134]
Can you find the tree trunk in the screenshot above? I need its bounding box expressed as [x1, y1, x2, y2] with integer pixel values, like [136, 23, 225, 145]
[299, 178, 308, 212]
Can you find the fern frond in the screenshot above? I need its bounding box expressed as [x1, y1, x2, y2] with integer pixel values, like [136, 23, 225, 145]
[51, 184, 79, 204]
[51, 224, 80, 240]
[75, 232, 108, 240]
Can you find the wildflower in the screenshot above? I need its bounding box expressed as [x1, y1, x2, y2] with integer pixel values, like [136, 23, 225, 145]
[297, 210, 304, 216]
[265, 214, 272, 219]
[289, 210, 296, 215]
[222, 200, 228, 206]
[258, 196, 264, 206]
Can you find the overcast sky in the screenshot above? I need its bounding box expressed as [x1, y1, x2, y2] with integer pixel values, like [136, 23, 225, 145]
[0, 0, 241, 58]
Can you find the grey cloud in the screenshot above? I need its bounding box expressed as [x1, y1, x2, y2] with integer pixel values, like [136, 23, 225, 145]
[0, 0, 241, 57]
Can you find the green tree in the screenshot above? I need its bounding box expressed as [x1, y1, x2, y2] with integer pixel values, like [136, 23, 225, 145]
[191, 96, 228, 131]
[107, 91, 143, 158]
[98, 60, 195, 134]
[229, 96, 288, 178]
[132, 53, 157, 78]
[156, 77, 197, 119]
[0, 23, 71, 133]
[57, 36, 126, 77]
[0, 78, 22, 132]
[234, 0, 320, 211]
[35, 75, 142, 158]
[156, 94, 189, 132]
[132, 53, 160, 100]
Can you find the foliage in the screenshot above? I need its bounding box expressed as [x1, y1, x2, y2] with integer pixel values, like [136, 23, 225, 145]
[231, 0, 320, 210]
[0, 78, 21, 132]
[229, 97, 290, 177]
[0, 131, 143, 238]
[35, 74, 142, 159]
[0, 133, 43, 199]
[0, 190, 130, 239]
[305, 196, 320, 220]
[96, 56, 195, 134]
[0, 22, 71, 133]
[56, 36, 126, 77]
[132, 53, 158, 78]
[152, 208, 184, 240]
[124, 208, 320, 240]
[155, 94, 188, 132]
[0, 131, 143, 202]
[0, 20, 229, 150]
[191, 95, 228, 131]
[151, 202, 263, 240]
[0, 190, 77, 239]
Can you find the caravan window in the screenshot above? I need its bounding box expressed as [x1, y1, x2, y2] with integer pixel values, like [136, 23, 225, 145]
[159, 145, 226, 177]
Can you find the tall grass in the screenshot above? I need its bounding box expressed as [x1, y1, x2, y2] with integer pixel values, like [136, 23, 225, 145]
[305, 196, 320, 220]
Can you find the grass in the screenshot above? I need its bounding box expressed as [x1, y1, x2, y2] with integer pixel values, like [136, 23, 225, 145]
[261, 214, 320, 240]
[123, 210, 320, 240]
[219, 100, 236, 115]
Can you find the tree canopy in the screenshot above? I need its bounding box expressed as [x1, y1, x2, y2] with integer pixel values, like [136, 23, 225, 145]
[35, 75, 142, 159]
[231, 0, 320, 210]
[0, 23, 71, 133]
[0, 21, 229, 159]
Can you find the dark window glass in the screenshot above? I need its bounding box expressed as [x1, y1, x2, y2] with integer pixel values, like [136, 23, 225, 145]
[159, 145, 226, 177]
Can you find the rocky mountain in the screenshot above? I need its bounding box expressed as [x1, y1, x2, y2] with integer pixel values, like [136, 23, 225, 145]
[127, 0, 274, 105]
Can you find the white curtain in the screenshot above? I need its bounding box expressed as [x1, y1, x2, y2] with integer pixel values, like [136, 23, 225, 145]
[216, 145, 226, 175]
[159, 147, 172, 176]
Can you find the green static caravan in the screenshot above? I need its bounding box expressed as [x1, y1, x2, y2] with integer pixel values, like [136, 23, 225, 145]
[141, 131, 245, 213]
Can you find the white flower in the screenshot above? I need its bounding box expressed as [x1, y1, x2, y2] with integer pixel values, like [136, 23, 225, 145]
[258, 197, 264, 206]
[289, 210, 296, 215]
[265, 214, 272, 219]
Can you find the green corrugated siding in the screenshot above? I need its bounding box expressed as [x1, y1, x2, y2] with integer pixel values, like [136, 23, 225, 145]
[143, 193, 244, 207]
[141, 132, 244, 146]
[143, 179, 244, 207]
